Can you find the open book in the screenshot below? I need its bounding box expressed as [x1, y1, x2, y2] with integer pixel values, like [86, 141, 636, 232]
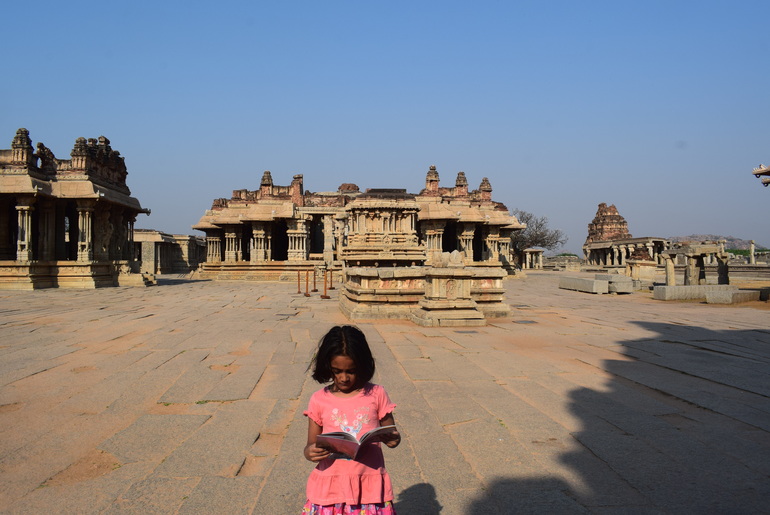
[316, 425, 397, 460]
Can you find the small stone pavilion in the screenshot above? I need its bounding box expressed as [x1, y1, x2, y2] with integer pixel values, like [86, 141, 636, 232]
[0, 129, 148, 289]
[194, 166, 525, 325]
[582, 203, 668, 266]
[133, 229, 205, 275]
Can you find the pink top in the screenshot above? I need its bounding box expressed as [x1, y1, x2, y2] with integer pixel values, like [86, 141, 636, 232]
[303, 383, 397, 505]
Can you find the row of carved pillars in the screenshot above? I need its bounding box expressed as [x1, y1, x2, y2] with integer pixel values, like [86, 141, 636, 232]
[584, 243, 661, 266]
[421, 221, 503, 263]
[522, 251, 543, 269]
[348, 210, 416, 235]
[661, 254, 729, 286]
[0, 196, 135, 263]
[207, 216, 335, 263]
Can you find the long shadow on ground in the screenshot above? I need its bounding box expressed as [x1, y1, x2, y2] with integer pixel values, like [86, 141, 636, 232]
[467, 322, 770, 513]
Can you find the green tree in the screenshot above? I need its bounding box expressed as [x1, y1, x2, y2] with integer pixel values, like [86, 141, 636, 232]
[511, 209, 567, 252]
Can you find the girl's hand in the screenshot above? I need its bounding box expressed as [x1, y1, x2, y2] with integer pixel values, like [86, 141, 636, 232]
[379, 413, 401, 449]
[304, 442, 331, 462]
[380, 429, 401, 448]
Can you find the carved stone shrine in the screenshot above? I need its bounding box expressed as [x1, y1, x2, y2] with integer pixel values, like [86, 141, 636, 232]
[0, 129, 148, 289]
[583, 203, 668, 266]
[195, 165, 524, 324]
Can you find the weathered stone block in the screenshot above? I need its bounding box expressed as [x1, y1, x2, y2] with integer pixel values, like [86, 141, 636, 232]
[705, 290, 761, 304]
[594, 274, 632, 283]
[609, 281, 634, 294]
[653, 285, 736, 301]
[559, 277, 609, 294]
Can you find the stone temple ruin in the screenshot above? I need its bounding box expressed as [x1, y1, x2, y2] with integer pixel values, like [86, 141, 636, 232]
[0, 129, 148, 289]
[194, 166, 525, 325]
[582, 203, 668, 266]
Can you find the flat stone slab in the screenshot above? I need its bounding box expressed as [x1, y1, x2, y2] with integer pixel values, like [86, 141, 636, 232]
[609, 281, 634, 294]
[559, 276, 609, 294]
[706, 290, 761, 304]
[594, 274, 632, 283]
[653, 285, 736, 301]
[99, 414, 210, 463]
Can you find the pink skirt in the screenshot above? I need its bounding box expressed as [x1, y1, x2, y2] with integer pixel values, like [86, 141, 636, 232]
[301, 500, 396, 515]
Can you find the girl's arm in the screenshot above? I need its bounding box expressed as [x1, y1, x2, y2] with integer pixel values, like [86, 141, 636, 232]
[379, 412, 401, 448]
[304, 418, 331, 462]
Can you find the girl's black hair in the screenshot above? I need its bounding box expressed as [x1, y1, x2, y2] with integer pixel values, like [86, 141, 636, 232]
[309, 325, 375, 387]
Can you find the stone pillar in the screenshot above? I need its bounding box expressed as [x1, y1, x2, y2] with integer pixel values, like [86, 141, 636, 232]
[750, 240, 756, 265]
[76, 201, 95, 262]
[224, 229, 241, 262]
[498, 239, 511, 266]
[38, 201, 56, 261]
[323, 215, 334, 264]
[717, 256, 730, 285]
[141, 240, 156, 274]
[422, 221, 444, 263]
[250, 222, 267, 263]
[287, 219, 307, 261]
[93, 208, 112, 262]
[335, 218, 346, 259]
[537, 252, 543, 269]
[459, 223, 475, 262]
[16, 198, 35, 262]
[486, 227, 500, 262]
[696, 255, 707, 284]
[683, 256, 696, 285]
[207, 235, 222, 262]
[663, 256, 676, 286]
[127, 215, 137, 266]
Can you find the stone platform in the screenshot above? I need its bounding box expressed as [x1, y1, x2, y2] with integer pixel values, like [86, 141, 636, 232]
[0, 272, 768, 514]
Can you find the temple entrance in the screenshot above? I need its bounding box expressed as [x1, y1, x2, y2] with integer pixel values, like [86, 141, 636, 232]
[271, 220, 289, 261]
[62, 203, 78, 261]
[308, 215, 324, 255]
[240, 229, 250, 262]
[1, 199, 16, 260]
[472, 224, 485, 261]
[442, 221, 458, 253]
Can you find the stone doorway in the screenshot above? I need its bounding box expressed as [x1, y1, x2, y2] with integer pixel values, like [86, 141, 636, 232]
[271, 220, 289, 261]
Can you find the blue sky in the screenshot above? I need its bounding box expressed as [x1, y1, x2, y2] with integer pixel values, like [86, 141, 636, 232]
[3, 1, 769, 253]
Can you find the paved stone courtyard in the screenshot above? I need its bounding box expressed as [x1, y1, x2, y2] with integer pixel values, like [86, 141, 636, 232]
[0, 273, 768, 514]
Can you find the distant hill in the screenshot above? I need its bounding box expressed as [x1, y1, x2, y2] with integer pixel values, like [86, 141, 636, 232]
[667, 235, 768, 250]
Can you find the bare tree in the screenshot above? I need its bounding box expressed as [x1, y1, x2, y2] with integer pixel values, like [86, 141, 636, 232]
[511, 209, 567, 252]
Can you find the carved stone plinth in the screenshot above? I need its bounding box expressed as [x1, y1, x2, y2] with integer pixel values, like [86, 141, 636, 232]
[0, 261, 133, 289]
[469, 266, 511, 317]
[340, 267, 425, 320]
[410, 251, 484, 327]
[409, 259, 485, 327]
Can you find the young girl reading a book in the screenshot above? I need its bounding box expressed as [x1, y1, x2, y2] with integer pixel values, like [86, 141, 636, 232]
[303, 325, 401, 515]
